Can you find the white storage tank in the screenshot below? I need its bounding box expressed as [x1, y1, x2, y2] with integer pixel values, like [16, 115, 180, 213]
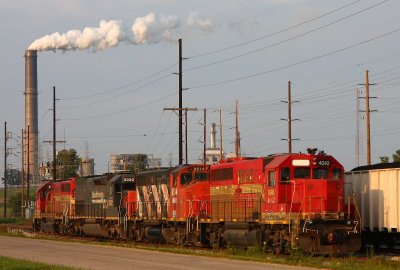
[345, 167, 400, 232]
[80, 158, 95, 177]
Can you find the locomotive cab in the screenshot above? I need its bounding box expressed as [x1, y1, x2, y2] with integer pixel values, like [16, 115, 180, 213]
[265, 153, 345, 217]
[33, 178, 76, 233]
[171, 164, 210, 219]
[35, 182, 52, 214]
[264, 152, 361, 255]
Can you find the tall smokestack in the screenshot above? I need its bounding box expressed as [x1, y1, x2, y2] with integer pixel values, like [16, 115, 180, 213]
[210, 123, 216, 149]
[24, 50, 38, 181]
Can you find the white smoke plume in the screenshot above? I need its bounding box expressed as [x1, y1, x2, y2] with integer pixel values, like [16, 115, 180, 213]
[187, 12, 217, 33]
[131, 13, 180, 44]
[29, 20, 127, 52]
[28, 12, 216, 52]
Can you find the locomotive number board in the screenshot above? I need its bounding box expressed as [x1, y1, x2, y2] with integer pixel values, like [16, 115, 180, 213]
[123, 177, 135, 182]
[193, 166, 206, 171]
[317, 160, 330, 166]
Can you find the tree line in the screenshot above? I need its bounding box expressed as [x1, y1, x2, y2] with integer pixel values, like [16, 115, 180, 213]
[379, 149, 400, 163]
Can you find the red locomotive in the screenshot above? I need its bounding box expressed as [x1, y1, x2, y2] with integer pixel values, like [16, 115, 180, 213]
[205, 149, 361, 254]
[33, 149, 361, 255]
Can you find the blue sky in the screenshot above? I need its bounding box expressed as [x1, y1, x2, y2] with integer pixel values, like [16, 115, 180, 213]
[1, 0, 399, 177]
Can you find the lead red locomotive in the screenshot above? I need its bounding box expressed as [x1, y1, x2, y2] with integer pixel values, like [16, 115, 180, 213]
[34, 149, 361, 255]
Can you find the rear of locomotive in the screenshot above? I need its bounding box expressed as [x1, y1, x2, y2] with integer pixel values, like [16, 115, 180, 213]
[274, 151, 362, 255]
[130, 164, 210, 244]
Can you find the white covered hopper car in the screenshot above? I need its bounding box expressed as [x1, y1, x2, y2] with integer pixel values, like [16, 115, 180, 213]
[345, 165, 400, 248]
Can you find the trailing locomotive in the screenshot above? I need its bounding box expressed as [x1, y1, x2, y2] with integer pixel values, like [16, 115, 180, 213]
[33, 172, 136, 237]
[33, 150, 361, 255]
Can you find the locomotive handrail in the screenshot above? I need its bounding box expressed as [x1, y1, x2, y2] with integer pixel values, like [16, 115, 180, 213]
[288, 180, 296, 233]
[352, 193, 362, 232]
[62, 203, 69, 225]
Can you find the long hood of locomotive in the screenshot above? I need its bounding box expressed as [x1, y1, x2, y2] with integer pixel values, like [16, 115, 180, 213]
[135, 169, 173, 220]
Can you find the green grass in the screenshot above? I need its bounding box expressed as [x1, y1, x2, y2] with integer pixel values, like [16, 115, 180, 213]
[0, 187, 36, 201]
[0, 218, 19, 224]
[0, 256, 79, 270]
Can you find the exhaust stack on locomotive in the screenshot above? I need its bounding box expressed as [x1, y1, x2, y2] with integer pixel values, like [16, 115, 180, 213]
[24, 49, 39, 180]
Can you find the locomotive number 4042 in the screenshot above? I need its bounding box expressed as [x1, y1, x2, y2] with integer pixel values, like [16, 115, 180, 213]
[318, 160, 330, 166]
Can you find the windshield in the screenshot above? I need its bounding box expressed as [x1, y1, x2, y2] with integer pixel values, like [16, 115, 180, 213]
[313, 168, 328, 179]
[180, 173, 193, 185]
[294, 167, 310, 179]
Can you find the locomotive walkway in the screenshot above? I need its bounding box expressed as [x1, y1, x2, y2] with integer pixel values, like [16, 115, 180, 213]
[0, 236, 315, 270]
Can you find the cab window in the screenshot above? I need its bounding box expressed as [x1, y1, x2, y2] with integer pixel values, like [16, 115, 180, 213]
[332, 168, 342, 180]
[195, 172, 208, 181]
[280, 167, 290, 181]
[41, 190, 46, 200]
[268, 171, 275, 187]
[294, 167, 310, 179]
[180, 173, 193, 185]
[313, 168, 328, 179]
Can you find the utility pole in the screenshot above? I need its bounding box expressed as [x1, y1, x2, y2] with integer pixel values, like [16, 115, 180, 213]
[365, 71, 371, 165]
[185, 111, 188, 164]
[203, 109, 206, 165]
[52, 86, 57, 181]
[21, 129, 25, 217]
[3, 122, 7, 218]
[164, 107, 197, 164]
[288, 82, 292, 153]
[178, 39, 183, 165]
[170, 39, 189, 165]
[359, 70, 377, 165]
[219, 110, 223, 160]
[235, 100, 239, 158]
[355, 89, 360, 167]
[281, 81, 299, 152]
[43, 86, 65, 181]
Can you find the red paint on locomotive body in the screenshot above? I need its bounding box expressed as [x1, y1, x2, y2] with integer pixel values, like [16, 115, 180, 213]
[171, 164, 210, 220]
[207, 153, 360, 255]
[263, 153, 345, 218]
[208, 153, 346, 221]
[35, 178, 76, 218]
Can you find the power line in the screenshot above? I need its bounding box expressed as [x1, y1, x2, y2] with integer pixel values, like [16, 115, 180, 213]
[187, 0, 364, 59]
[185, 0, 390, 72]
[213, 50, 400, 110]
[147, 111, 173, 155]
[67, 134, 147, 139]
[189, 26, 400, 90]
[59, 73, 172, 109]
[61, 62, 178, 101]
[145, 110, 166, 154]
[61, 92, 177, 121]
